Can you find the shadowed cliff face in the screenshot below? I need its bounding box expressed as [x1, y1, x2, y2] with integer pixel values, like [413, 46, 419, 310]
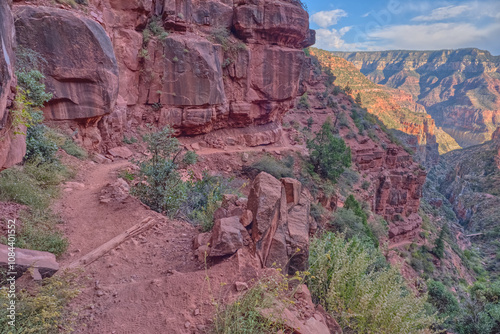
[333, 49, 500, 148]
[0, 0, 26, 169]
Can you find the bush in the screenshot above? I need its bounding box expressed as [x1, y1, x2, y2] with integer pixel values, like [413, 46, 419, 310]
[307, 120, 351, 183]
[248, 155, 294, 179]
[427, 280, 460, 316]
[25, 123, 58, 164]
[132, 127, 187, 216]
[0, 162, 70, 255]
[308, 233, 436, 333]
[181, 172, 237, 232]
[297, 93, 310, 110]
[212, 275, 292, 334]
[0, 271, 80, 333]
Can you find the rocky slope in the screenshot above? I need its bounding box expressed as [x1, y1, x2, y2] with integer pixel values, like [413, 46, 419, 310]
[0, 0, 314, 168]
[309, 48, 460, 165]
[333, 49, 500, 148]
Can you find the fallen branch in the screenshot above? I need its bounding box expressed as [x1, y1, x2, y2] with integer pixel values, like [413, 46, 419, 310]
[65, 217, 156, 269]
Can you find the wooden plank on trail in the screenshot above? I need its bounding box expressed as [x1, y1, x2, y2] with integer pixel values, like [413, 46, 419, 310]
[65, 217, 156, 269]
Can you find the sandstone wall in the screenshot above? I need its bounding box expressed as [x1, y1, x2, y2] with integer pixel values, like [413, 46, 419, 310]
[9, 0, 312, 151]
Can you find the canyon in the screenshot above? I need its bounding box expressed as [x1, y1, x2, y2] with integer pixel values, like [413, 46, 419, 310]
[333, 49, 500, 148]
[0, 0, 493, 333]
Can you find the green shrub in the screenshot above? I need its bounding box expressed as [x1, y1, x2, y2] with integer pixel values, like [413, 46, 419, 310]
[61, 138, 88, 160]
[181, 172, 237, 232]
[132, 127, 187, 216]
[0, 161, 70, 254]
[25, 123, 58, 164]
[0, 271, 80, 333]
[427, 280, 460, 316]
[182, 150, 198, 166]
[307, 120, 351, 183]
[248, 155, 294, 179]
[297, 93, 310, 110]
[361, 180, 370, 190]
[212, 275, 291, 334]
[308, 233, 436, 333]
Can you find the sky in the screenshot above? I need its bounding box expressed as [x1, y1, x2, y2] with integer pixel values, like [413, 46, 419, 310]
[303, 0, 500, 55]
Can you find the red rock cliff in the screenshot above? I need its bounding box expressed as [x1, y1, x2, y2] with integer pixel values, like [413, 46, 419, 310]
[11, 0, 313, 152]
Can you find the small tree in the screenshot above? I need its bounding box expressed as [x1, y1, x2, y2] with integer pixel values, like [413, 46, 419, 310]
[433, 227, 446, 259]
[132, 126, 187, 216]
[344, 84, 352, 95]
[355, 93, 362, 105]
[307, 119, 351, 182]
[297, 92, 310, 110]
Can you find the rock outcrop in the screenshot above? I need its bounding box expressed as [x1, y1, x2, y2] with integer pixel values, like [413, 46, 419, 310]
[14, 5, 119, 150]
[0, 0, 25, 169]
[334, 49, 500, 148]
[202, 172, 313, 274]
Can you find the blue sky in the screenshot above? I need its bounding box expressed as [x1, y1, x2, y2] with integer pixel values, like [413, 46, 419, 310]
[303, 0, 500, 55]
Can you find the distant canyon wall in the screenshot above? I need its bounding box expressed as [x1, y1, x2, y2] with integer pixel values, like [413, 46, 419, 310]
[333, 49, 500, 148]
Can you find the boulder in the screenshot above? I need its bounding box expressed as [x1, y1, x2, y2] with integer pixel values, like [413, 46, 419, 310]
[108, 146, 134, 159]
[209, 216, 250, 257]
[247, 172, 312, 273]
[14, 6, 119, 121]
[99, 178, 130, 203]
[0, 244, 59, 279]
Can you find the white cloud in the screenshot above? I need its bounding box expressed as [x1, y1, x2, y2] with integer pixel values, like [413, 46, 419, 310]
[314, 27, 363, 51]
[310, 9, 348, 28]
[367, 22, 500, 51]
[412, 5, 470, 21]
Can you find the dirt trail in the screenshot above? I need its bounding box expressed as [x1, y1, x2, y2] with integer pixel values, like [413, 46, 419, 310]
[55, 159, 150, 264]
[54, 157, 259, 333]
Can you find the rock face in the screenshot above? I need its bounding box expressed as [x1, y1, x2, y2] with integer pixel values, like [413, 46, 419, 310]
[89, 0, 313, 148]
[334, 49, 500, 148]
[8, 0, 312, 153]
[350, 139, 426, 242]
[14, 5, 119, 150]
[0, 0, 25, 169]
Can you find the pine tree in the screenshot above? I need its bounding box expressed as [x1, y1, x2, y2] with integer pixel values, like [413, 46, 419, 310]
[434, 227, 446, 259]
[355, 93, 362, 105]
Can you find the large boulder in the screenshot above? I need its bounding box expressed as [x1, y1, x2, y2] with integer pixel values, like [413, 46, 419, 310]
[247, 172, 312, 273]
[0, 244, 59, 279]
[0, 0, 25, 169]
[14, 5, 119, 121]
[210, 216, 251, 257]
